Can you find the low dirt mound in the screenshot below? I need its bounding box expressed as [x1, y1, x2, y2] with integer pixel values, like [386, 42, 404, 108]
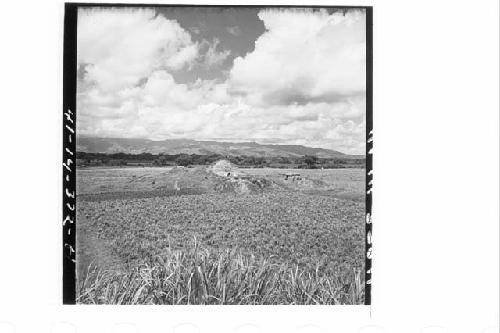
[213, 175, 275, 194]
[211, 160, 238, 177]
[120, 161, 332, 197]
[209, 160, 274, 194]
[283, 176, 325, 189]
[130, 161, 276, 195]
[267, 172, 328, 191]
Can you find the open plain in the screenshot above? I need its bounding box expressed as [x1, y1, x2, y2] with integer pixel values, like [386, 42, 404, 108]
[76, 164, 365, 304]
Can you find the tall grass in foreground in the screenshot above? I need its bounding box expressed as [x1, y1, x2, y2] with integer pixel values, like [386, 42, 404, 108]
[77, 242, 364, 305]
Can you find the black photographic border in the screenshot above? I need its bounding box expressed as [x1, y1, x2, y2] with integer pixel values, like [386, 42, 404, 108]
[62, 3, 373, 305]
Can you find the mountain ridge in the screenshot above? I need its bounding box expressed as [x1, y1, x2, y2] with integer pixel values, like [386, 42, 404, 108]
[76, 137, 364, 159]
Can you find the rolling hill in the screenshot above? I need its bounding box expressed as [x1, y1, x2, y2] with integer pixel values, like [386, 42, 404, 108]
[76, 137, 363, 158]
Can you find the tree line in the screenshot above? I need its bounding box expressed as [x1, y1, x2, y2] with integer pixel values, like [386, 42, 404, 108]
[76, 152, 365, 169]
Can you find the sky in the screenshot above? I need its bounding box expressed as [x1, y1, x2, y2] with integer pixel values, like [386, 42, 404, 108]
[77, 7, 366, 154]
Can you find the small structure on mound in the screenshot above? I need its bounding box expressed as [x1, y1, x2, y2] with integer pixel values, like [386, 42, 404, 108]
[280, 173, 302, 181]
[277, 172, 328, 190]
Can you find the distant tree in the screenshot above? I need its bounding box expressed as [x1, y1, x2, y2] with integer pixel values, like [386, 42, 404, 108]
[304, 155, 318, 168]
[175, 155, 191, 167]
[243, 156, 256, 166]
[279, 156, 291, 164]
[255, 157, 265, 165]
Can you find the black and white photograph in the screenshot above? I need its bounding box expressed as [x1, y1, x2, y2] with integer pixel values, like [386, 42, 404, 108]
[67, 4, 371, 305]
[0, 0, 499, 331]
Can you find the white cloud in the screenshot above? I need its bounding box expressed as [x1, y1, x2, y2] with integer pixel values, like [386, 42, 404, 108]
[229, 9, 365, 105]
[77, 8, 366, 155]
[77, 8, 199, 91]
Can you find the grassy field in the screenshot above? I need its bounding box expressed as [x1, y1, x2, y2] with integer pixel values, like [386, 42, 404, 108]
[76, 166, 365, 304]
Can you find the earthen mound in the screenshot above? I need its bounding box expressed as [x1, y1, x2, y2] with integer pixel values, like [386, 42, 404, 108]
[210, 160, 242, 177]
[209, 160, 274, 194]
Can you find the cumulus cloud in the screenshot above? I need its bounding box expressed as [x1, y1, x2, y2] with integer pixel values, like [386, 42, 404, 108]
[78, 8, 199, 91]
[77, 8, 366, 154]
[229, 9, 365, 105]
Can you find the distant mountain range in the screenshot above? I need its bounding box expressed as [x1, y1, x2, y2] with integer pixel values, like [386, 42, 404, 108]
[77, 137, 364, 159]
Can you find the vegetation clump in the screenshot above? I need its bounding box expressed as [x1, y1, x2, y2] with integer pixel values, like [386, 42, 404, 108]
[78, 240, 364, 305]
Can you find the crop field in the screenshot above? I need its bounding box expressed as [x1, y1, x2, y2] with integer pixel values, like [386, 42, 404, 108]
[76, 165, 365, 304]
